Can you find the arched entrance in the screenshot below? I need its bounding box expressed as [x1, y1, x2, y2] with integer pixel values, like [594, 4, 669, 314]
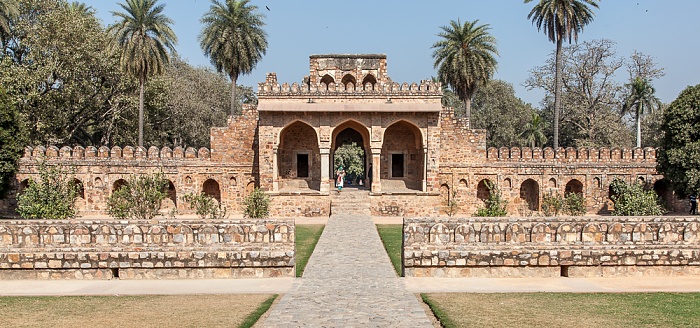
[381, 120, 424, 191]
[277, 121, 321, 191]
[331, 121, 370, 190]
[520, 179, 540, 212]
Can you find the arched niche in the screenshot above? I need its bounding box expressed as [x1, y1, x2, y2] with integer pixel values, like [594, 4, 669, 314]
[381, 120, 424, 191]
[278, 121, 320, 191]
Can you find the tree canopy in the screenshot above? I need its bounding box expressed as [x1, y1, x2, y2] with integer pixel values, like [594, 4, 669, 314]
[657, 84, 700, 194]
[199, 0, 267, 116]
[432, 19, 498, 124]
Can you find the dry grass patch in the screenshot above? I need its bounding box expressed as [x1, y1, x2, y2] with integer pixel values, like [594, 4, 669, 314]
[423, 293, 700, 328]
[0, 294, 275, 328]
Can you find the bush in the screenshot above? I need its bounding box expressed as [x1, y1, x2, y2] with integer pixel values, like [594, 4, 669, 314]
[541, 192, 564, 216]
[445, 188, 459, 217]
[242, 187, 270, 219]
[107, 173, 168, 220]
[183, 192, 227, 219]
[17, 162, 79, 220]
[564, 192, 586, 216]
[610, 179, 664, 216]
[474, 181, 508, 217]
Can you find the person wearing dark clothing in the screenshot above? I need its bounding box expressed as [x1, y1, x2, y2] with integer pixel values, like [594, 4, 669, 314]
[690, 194, 697, 215]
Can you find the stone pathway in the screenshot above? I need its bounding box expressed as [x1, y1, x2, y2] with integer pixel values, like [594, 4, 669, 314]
[261, 211, 433, 327]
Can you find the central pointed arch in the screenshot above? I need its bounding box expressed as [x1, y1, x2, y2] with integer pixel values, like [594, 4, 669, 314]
[331, 120, 371, 188]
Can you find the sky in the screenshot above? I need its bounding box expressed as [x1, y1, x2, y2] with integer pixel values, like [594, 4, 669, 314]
[86, 0, 700, 107]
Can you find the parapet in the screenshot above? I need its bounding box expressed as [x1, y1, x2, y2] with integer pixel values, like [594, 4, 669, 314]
[22, 145, 212, 161]
[485, 146, 657, 163]
[257, 76, 443, 97]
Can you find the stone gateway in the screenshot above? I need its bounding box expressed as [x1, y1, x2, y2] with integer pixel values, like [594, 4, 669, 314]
[0, 54, 681, 217]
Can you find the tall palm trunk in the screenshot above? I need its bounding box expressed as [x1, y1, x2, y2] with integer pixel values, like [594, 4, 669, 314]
[553, 37, 563, 149]
[138, 76, 145, 147]
[636, 106, 642, 148]
[463, 86, 471, 127]
[230, 75, 237, 116]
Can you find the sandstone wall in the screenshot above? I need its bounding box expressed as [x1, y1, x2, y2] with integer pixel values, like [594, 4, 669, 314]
[0, 218, 294, 279]
[403, 217, 700, 278]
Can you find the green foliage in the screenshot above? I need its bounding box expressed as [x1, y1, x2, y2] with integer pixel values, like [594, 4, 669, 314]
[445, 188, 459, 217]
[242, 187, 269, 219]
[563, 192, 586, 216]
[432, 19, 498, 120]
[623, 77, 661, 148]
[0, 87, 25, 196]
[474, 181, 508, 217]
[658, 84, 700, 195]
[107, 173, 168, 220]
[183, 192, 227, 220]
[17, 161, 78, 220]
[609, 179, 664, 216]
[239, 294, 277, 328]
[333, 142, 364, 183]
[541, 192, 563, 216]
[471, 80, 535, 148]
[520, 112, 547, 148]
[199, 0, 268, 115]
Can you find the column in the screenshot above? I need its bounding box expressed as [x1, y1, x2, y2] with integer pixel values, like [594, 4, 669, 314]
[320, 148, 330, 194]
[272, 147, 279, 192]
[422, 147, 428, 192]
[371, 148, 381, 193]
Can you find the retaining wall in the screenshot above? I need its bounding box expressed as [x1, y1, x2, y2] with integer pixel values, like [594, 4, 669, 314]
[0, 219, 295, 280]
[403, 217, 700, 278]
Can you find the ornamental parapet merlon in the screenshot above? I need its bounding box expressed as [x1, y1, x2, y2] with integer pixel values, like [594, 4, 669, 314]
[22, 145, 212, 161]
[485, 146, 657, 163]
[257, 78, 443, 97]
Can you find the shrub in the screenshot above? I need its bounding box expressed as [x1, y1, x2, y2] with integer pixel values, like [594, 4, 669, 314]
[183, 192, 227, 219]
[474, 181, 508, 217]
[541, 192, 564, 216]
[17, 161, 79, 220]
[242, 187, 270, 219]
[610, 179, 664, 216]
[564, 192, 586, 216]
[107, 173, 168, 220]
[445, 188, 459, 217]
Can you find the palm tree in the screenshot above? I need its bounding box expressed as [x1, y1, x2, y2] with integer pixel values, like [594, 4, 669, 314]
[108, 0, 177, 147]
[199, 0, 267, 116]
[623, 77, 661, 148]
[525, 0, 599, 149]
[68, 1, 94, 15]
[520, 112, 548, 148]
[432, 19, 498, 125]
[0, 0, 18, 46]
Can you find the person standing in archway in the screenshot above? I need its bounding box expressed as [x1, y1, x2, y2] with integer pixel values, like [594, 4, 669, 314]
[367, 163, 373, 191]
[336, 166, 345, 193]
[690, 193, 697, 215]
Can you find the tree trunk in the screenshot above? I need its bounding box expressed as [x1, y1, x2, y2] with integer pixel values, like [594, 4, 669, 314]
[636, 106, 642, 148]
[230, 75, 237, 117]
[464, 87, 471, 128]
[139, 76, 145, 148]
[553, 38, 563, 149]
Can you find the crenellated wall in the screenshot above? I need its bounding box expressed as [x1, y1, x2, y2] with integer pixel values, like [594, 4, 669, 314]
[403, 217, 700, 277]
[0, 218, 295, 279]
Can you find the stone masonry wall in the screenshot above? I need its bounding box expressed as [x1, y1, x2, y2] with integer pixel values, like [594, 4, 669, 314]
[0, 219, 294, 279]
[404, 217, 700, 278]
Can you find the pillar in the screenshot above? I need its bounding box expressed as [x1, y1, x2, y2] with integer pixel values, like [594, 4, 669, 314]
[272, 147, 279, 192]
[422, 146, 428, 192]
[320, 148, 330, 193]
[371, 148, 381, 193]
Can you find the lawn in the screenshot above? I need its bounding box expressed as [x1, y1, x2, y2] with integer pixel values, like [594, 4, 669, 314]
[376, 224, 402, 276]
[422, 292, 700, 328]
[295, 224, 325, 277]
[0, 294, 277, 328]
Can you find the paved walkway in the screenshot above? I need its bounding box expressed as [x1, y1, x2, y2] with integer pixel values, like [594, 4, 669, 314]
[261, 213, 434, 327]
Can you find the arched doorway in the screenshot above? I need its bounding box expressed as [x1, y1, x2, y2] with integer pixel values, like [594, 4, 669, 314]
[331, 121, 370, 190]
[278, 121, 320, 191]
[520, 179, 540, 212]
[565, 179, 583, 195]
[381, 121, 424, 191]
[203, 179, 221, 204]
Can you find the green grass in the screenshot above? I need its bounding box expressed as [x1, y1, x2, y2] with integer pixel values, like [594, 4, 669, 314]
[422, 292, 700, 328]
[295, 224, 325, 277]
[376, 224, 402, 276]
[238, 294, 277, 328]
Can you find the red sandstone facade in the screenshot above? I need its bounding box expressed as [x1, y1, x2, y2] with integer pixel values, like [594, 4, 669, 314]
[0, 54, 679, 217]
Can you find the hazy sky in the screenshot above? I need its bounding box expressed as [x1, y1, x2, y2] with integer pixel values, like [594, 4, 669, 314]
[86, 0, 699, 107]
